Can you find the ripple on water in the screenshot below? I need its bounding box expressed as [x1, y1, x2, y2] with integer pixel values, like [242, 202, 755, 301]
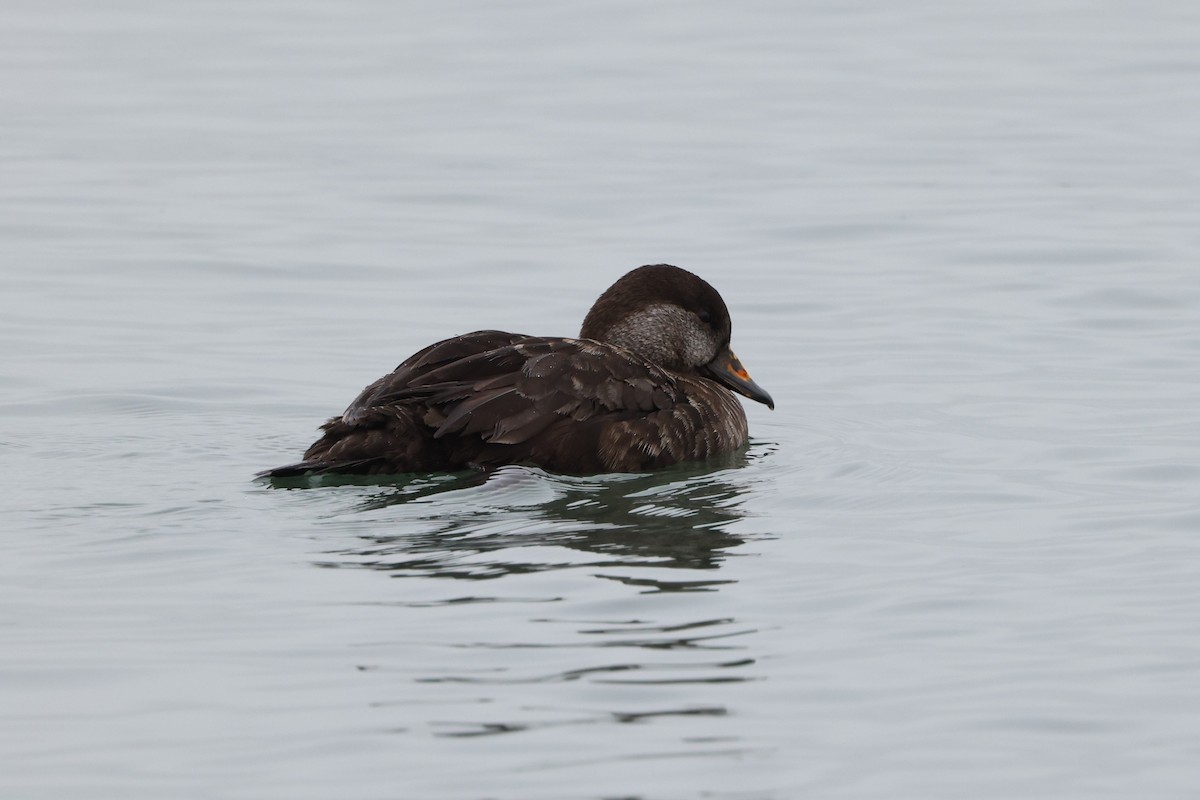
[280, 458, 772, 764]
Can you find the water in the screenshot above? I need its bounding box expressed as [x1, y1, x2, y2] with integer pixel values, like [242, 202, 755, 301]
[3, 1, 1200, 797]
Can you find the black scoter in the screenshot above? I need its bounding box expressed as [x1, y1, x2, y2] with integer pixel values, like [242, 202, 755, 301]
[263, 264, 773, 477]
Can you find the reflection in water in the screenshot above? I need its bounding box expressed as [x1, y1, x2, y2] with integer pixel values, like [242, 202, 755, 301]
[312, 446, 769, 589]
[430, 704, 729, 739]
[298, 445, 774, 743]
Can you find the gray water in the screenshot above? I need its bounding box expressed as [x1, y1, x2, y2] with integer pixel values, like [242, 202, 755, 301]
[3, 1, 1200, 798]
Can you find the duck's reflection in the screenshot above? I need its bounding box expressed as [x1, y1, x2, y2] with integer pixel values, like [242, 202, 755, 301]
[310, 447, 774, 735]
[316, 447, 768, 589]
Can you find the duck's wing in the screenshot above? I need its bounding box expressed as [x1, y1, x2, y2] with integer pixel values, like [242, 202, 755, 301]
[406, 336, 749, 473]
[340, 330, 529, 425]
[348, 333, 682, 445]
[421, 337, 681, 446]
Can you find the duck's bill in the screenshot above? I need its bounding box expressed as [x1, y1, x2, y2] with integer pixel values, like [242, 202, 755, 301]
[704, 347, 774, 409]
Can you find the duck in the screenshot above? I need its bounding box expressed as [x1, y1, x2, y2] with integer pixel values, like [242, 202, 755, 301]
[262, 264, 773, 478]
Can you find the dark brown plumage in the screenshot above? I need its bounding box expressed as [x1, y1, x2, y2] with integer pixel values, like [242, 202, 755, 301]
[262, 264, 773, 478]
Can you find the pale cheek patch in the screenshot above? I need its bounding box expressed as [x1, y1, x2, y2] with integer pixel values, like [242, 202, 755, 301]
[603, 304, 718, 369]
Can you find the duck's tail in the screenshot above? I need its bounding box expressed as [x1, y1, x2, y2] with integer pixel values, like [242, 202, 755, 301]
[257, 461, 321, 479]
[255, 458, 381, 480]
[258, 408, 451, 481]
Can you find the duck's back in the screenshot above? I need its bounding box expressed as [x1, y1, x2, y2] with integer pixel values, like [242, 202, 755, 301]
[264, 329, 748, 477]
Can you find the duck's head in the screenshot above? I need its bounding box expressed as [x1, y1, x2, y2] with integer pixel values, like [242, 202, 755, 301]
[580, 264, 774, 409]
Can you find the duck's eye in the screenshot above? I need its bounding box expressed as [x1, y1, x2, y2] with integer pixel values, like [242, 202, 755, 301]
[698, 310, 712, 325]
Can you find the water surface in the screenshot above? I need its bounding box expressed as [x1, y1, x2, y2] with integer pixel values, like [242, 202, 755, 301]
[3, 2, 1200, 798]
